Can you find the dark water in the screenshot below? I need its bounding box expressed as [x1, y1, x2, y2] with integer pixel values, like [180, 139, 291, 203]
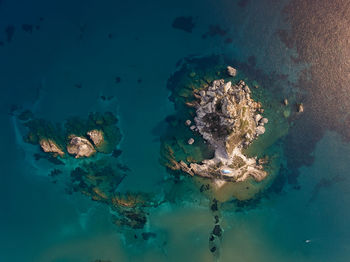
[1, 0, 350, 261]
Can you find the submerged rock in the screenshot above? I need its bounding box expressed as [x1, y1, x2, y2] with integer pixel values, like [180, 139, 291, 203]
[67, 135, 95, 158]
[39, 138, 64, 157]
[212, 225, 222, 237]
[141, 232, 157, 241]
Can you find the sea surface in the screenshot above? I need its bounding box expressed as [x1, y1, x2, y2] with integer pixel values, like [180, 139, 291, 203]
[1, 0, 350, 261]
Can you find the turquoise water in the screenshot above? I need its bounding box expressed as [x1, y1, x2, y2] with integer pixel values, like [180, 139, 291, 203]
[1, 0, 350, 261]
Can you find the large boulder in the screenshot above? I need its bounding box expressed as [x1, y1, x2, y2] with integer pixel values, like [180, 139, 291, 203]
[256, 126, 266, 135]
[39, 138, 64, 157]
[67, 135, 96, 158]
[227, 66, 237, 77]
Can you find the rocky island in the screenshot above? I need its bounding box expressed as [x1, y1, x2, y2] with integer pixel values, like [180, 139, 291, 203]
[158, 57, 289, 201]
[175, 70, 268, 187]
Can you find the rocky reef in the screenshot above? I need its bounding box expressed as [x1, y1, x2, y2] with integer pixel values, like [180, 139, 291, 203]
[21, 112, 121, 159]
[17, 110, 157, 230]
[176, 75, 268, 185]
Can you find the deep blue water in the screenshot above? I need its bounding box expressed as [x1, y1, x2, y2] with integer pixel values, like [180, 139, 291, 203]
[1, 0, 350, 261]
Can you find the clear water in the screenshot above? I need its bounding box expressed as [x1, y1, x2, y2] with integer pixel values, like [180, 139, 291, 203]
[1, 0, 350, 261]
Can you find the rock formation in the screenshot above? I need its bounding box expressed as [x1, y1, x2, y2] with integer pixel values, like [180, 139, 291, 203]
[188, 138, 195, 145]
[67, 135, 96, 158]
[39, 138, 64, 157]
[177, 74, 268, 185]
[87, 129, 104, 147]
[297, 103, 304, 113]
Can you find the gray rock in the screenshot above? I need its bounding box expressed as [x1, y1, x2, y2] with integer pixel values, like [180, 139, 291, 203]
[188, 138, 195, 145]
[260, 118, 268, 124]
[256, 126, 265, 135]
[244, 86, 251, 94]
[207, 91, 216, 97]
[223, 81, 232, 93]
[185, 120, 192, 126]
[255, 114, 262, 123]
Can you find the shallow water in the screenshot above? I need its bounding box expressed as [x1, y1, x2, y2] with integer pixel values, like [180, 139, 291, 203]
[1, 0, 350, 261]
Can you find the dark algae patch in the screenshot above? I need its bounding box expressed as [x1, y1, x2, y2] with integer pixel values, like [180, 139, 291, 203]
[172, 16, 195, 33]
[5, 25, 15, 42]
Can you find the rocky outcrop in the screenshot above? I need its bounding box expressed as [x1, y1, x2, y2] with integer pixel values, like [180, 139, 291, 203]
[67, 135, 96, 158]
[178, 70, 268, 184]
[87, 129, 104, 147]
[39, 138, 64, 157]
